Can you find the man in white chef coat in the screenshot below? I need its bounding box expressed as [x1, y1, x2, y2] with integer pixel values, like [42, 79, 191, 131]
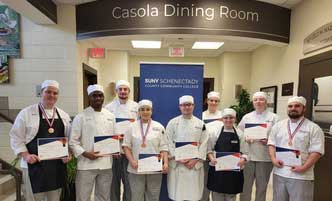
[70, 84, 116, 201]
[105, 80, 138, 201]
[10, 80, 71, 201]
[166, 95, 208, 201]
[268, 96, 324, 201]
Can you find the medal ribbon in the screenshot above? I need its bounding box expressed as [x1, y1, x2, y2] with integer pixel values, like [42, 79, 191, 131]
[287, 118, 305, 145]
[140, 120, 151, 145]
[38, 103, 56, 129]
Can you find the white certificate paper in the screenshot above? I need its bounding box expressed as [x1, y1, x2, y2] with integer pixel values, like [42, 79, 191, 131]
[137, 154, 162, 173]
[276, 146, 301, 166]
[215, 152, 241, 171]
[244, 123, 268, 140]
[115, 118, 135, 138]
[175, 142, 199, 161]
[94, 135, 120, 156]
[38, 137, 68, 160]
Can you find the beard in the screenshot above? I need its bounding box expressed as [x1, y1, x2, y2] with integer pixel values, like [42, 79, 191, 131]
[288, 110, 304, 119]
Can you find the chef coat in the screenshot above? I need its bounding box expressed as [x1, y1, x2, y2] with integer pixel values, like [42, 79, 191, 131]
[10, 103, 71, 168]
[268, 118, 324, 180]
[122, 119, 168, 174]
[69, 107, 116, 170]
[166, 115, 208, 201]
[238, 110, 278, 161]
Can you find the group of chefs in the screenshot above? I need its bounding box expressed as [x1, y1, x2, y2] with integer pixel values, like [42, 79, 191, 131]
[9, 79, 324, 201]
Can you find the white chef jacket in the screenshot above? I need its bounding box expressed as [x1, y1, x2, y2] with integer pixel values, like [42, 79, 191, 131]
[105, 98, 138, 132]
[69, 107, 116, 170]
[268, 118, 325, 180]
[122, 120, 168, 174]
[9, 104, 71, 168]
[207, 123, 248, 160]
[202, 110, 222, 121]
[238, 110, 278, 161]
[166, 115, 208, 201]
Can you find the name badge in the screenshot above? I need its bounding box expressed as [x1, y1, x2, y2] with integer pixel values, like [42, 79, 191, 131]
[231, 140, 238, 144]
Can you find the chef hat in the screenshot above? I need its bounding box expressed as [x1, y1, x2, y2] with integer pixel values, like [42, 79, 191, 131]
[222, 108, 236, 118]
[116, 80, 130, 90]
[87, 84, 104, 95]
[207, 91, 220, 99]
[288, 96, 306, 106]
[253, 91, 267, 100]
[41, 80, 59, 90]
[179, 95, 194, 104]
[138, 99, 153, 109]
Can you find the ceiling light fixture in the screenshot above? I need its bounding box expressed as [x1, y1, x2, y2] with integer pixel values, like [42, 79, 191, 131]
[131, 40, 161, 49]
[192, 42, 224, 49]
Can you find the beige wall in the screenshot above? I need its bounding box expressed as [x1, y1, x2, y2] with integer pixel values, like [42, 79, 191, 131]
[0, 5, 78, 115]
[100, 51, 129, 103]
[76, 40, 106, 111]
[219, 52, 252, 109]
[250, 0, 332, 119]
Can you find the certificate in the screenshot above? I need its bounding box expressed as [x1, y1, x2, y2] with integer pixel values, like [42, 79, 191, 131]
[137, 154, 162, 173]
[115, 118, 135, 139]
[244, 123, 268, 139]
[215, 152, 241, 171]
[38, 137, 68, 160]
[175, 142, 199, 161]
[94, 135, 120, 156]
[276, 146, 301, 166]
[203, 118, 222, 124]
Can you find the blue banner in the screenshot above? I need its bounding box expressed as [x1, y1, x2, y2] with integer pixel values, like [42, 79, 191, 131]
[140, 63, 203, 127]
[140, 63, 203, 201]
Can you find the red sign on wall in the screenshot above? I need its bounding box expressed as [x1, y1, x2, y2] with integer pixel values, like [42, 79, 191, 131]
[89, 48, 105, 58]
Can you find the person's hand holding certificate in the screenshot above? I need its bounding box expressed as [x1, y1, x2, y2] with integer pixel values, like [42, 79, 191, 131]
[215, 152, 241, 171]
[38, 137, 68, 160]
[276, 146, 301, 166]
[244, 123, 268, 140]
[175, 142, 199, 161]
[137, 154, 162, 173]
[94, 135, 120, 156]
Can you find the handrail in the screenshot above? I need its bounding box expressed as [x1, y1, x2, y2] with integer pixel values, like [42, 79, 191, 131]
[0, 158, 22, 201]
[0, 112, 22, 201]
[0, 111, 14, 124]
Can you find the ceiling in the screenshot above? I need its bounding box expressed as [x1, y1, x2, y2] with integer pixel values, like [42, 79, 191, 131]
[83, 34, 266, 57]
[55, 0, 303, 57]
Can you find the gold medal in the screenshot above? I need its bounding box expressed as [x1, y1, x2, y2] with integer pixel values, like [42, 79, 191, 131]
[48, 128, 54, 134]
[141, 143, 146, 148]
[288, 140, 292, 146]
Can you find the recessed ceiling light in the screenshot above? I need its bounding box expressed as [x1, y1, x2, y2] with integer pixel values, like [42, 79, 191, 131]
[192, 42, 224, 49]
[131, 40, 161, 49]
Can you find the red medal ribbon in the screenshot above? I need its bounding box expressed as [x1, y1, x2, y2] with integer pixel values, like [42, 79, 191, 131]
[287, 118, 305, 146]
[38, 103, 56, 131]
[140, 119, 151, 147]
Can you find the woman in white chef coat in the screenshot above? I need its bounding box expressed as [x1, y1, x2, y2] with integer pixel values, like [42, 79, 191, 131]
[123, 99, 169, 201]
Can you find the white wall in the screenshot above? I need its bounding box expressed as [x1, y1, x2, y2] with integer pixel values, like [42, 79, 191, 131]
[250, 0, 332, 119]
[219, 52, 252, 109]
[0, 5, 78, 115]
[100, 50, 129, 103]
